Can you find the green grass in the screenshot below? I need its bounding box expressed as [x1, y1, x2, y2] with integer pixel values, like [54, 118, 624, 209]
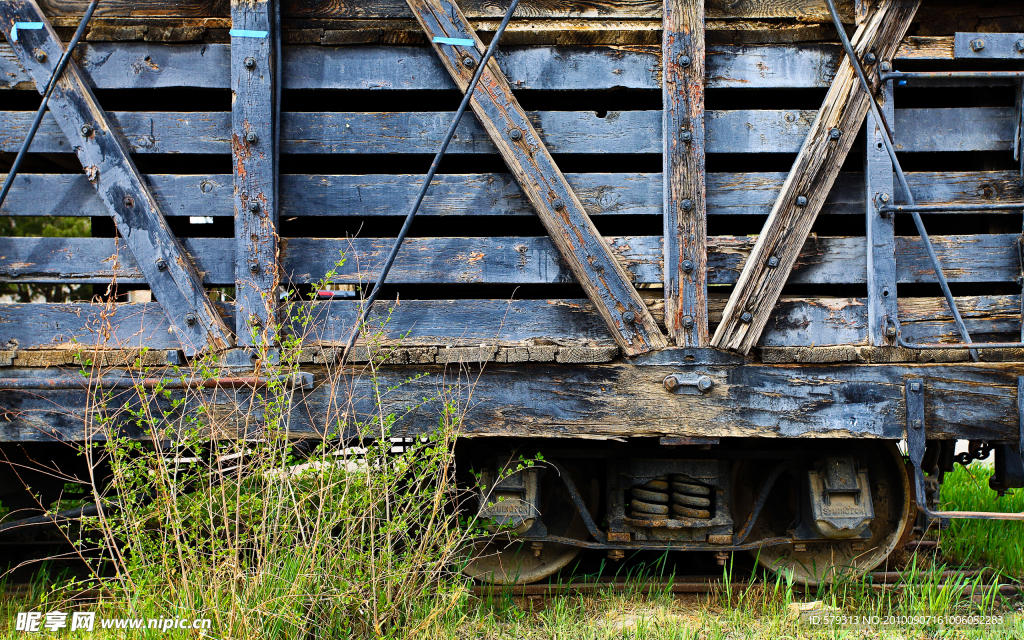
[940, 463, 1024, 576]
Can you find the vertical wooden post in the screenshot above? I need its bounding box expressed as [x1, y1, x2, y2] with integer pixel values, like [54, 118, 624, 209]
[663, 0, 707, 346]
[866, 83, 897, 346]
[231, 0, 279, 347]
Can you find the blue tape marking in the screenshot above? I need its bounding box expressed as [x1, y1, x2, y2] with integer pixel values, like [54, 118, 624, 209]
[11, 22, 43, 43]
[229, 29, 268, 38]
[432, 36, 475, 46]
[898, 80, 907, 86]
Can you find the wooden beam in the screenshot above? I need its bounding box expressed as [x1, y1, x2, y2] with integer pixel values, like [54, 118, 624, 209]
[663, 0, 707, 346]
[401, 0, 665, 355]
[710, 0, 920, 354]
[230, 0, 279, 346]
[0, 0, 233, 355]
[865, 83, 897, 346]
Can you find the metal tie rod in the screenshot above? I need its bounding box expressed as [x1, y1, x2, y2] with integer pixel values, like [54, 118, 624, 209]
[824, 0, 981, 360]
[341, 0, 521, 363]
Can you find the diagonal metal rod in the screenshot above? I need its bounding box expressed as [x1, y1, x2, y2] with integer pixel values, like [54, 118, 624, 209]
[341, 0, 520, 362]
[823, 0, 978, 361]
[0, 0, 100, 211]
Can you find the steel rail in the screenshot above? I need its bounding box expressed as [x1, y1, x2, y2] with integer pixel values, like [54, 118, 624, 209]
[879, 202, 1024, 214]
[0, 0, 101, 210]
[340, 0, 521, 363]
[823, 0, 980, 361]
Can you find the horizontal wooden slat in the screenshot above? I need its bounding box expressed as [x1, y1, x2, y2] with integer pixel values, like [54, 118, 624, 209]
[0, 108, 1013, 155]
[0, 234, 1015, 285]
[4, 171, 1020, 218]
[0, 41, 969, 92]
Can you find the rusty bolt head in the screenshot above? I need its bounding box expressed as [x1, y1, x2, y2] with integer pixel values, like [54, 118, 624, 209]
[156, 259, 168, 271]
[552, 199, 565, 210]
[508, 129, 523, 141]
[664, 375, 680, 391]
[245, 131, 259, 144]
[622, 310, 636, 324]
[682, 315, 694, 329]
[879, 61, 891, 72]
[829, 128, 842, 140]
[767, 256, 780, 269]
[248, 200, 260, 213]
[123, 195, 135, 208]
[909, 381, 922, 392]
[681, 199, 693, 212]
[680, 130, 693, 143]
[185, 313, 197, 326]
[696, 376, 713, 393]
[34, 50, 47, 63]
[885, 324, 897, 337]
[243, 57, 256, 69]
[880, 193, 890, 203]
[864, 52, 877, 64]
[795, 195, 808, 207]
[679, 55, 691, 67]
[80, 124, 94, 137]
[740, 312, 753, 324]
[462, 56, 476, 68]
[681, 259, 694, 273]
[970, 38, 986, 52]
[248, 261, 260, 274]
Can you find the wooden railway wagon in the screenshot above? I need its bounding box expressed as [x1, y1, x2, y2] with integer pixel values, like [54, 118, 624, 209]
[0, 0, 1023, 584]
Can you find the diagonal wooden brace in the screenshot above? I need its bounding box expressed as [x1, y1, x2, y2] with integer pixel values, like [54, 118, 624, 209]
[0, 0, 234, 355]
[711, 0, 919, 354]
[403, 0, 666, 356]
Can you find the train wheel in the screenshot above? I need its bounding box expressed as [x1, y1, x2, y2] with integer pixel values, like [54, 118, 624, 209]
[463, 463, 597, 585]
[741, 441, 912, 587]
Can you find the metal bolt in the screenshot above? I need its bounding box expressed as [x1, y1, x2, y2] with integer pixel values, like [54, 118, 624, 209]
[681, 259, 694, 273]
[696, 376, 713, 393]
[123, 195, 135, 208]
[740, 312, 753, 324]
[970, 38, 985, 52]
[880, 193, 890, 203]
[622, 310, 636, 324]
[185, 313, 197, 326]
[156, 259, 168, 272]
[245, 131, 259, 144]
[909, 381, 922, 393]
[715, 551, 730, 566]
[680, 130, 693, 143]
[679, 55, 691, 67]
[508, 129, 522, 141]
[879, 61, 891, 72]
[885, 324, 897, 337]
[864, 52, 877, 64]
[795, 195, 808, 207]
[248, 200, 260, 213]
[766, 256, 780, 269]
[829, 128, 842, 140]
[34, 50, 47, 63]
[462, 56, 476, 68]
[681, 199, 693, 212]
[243, 57, 256, 69]
[1017, 40, 1024, 53]
[80, 124, 94, 137]
[664, 375, 680, 391]
[248, 261, 260, 274]
[682, 315, 694, 329]
[552, 199, 565, 210]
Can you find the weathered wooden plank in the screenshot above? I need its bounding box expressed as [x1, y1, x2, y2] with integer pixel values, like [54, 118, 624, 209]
[4, 171, 1020, 219]
[712, 0, 920, 354]
[865, 83, 896, 346]
[0, 0, 232, 356]
[0, 41, 954, 92]
[0, 234, 1015, 286]
[402, 0, 664, 355]
[1, 108, 1013, 155]
[663, 0, 707, 346]
[231, 0, 279, 346]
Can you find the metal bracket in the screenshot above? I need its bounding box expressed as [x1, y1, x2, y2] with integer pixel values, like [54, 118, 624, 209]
[954, 32, 1024, 60]
[905, 379, 1024, 520]
[663, 373, 714, 394]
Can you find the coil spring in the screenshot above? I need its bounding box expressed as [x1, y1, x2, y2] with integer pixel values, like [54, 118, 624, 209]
[630, 475, 712, 521]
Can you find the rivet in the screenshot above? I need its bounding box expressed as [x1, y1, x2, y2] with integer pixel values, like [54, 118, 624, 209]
[795, 196, 808, 207]
[740, 312, 753, 324]
[766, 256, 780, 268]
[681, 199, 693, 212]
[970, 39, 985, 52]
[679, 55, 691, 67]
[34, 50, 47, 63]
[123, 195, 135, 208]
[248, 200, 261, 213]
[681, 259, 694, 273]
[622, 310, 636, 324]
[864, 52, 877, 64]
[243, 57, 256, 69]
[248, 261, 260, 274]
[680, 130, 693, 143]
[185, 313, 197, 326]
[156, 259, 168, 272]
[829, 128, 842, 140]
[80, 124, 94, 137]
[508, 129, 523, 141]
[552, 199, 565, 210]
[462, 56, 476, 68]
[682, 315, 694, 329]
[245, 131, 259, 144]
